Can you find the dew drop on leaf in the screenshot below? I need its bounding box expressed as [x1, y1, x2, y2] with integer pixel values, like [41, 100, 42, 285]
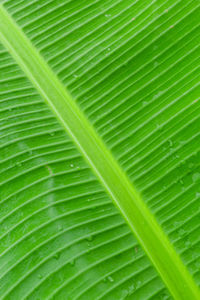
[168, 140, 173, 147]
[142, 101, 148, 107]
[128, 284, 135, 295]
[161, 293, 169, 300]
[136, 280, 141, 288]
[69, 259, 75, 266]
[178, 228, 186, 237]
[185, 239, 191, 247]
[86, 235, 93, 241]
[53, 252, 60, 260]
[188, 162, 194, 169]
[107, 275, 114, 282]
[192, 173, 200, 183]
[58, 225, 63, 231]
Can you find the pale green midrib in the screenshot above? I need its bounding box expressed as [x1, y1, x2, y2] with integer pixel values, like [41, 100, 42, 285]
[0, 5, 199, 300]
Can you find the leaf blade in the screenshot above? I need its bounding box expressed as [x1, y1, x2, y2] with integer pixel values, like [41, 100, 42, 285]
[0, 4, 199, 299]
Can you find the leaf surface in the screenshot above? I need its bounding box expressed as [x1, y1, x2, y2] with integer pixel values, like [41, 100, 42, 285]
[0, 1, 200, 299]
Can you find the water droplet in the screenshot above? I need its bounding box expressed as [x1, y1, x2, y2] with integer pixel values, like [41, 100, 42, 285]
[180, 160, 186, 167]
[179, 179, 185, 191]
[89, 205, 96, 211]
[86, 235, 93, 241]
[179, 228, 186, 237]
[142, 101, 148, 107]
[107, 276, 114, 282]
[192, 173, 200, 183]
[121, 290, 129, 299]
[173, 221, 182, 228]
[50, 132, 55, 136]
[136, 280, 141, 288]
[58, 225, 63, 231]
[16, 162, 22, 167]
[105, 14, 111, 18]
[46, 165, 53, 175]
[156, 123, 163, 130]
[69, 259, 75, 266]
[162, 293, 168, 300]
[122, 61, 128, 67]
[153, 45, 158, 50]
[70, 164, 74, 168]
[153, 91, 163, 99]
[128, 284, 135, 295]
[179, 140, 186, 146]
[185, 239, 191, 247]
[189, 162, 194, 169]
[168, 140, 173, 147]
[53, 252, 60, 260]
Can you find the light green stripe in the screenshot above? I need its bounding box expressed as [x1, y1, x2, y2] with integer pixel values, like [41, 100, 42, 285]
[0, 5, 199, 300]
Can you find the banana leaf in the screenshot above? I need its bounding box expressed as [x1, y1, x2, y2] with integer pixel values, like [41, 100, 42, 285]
[0, 1, 200, 299]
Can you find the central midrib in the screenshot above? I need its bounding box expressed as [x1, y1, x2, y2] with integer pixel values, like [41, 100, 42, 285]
[0, 5, 199, 300]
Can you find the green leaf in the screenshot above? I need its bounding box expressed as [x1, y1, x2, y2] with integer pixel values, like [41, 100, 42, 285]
[0, 1, 199, 299]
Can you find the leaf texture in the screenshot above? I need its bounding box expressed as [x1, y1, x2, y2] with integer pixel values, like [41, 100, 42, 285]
[0, 1, 200, 299]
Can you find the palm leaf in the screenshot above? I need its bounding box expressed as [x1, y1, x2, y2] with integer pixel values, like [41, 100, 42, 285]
[0, 1, 199, 299]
